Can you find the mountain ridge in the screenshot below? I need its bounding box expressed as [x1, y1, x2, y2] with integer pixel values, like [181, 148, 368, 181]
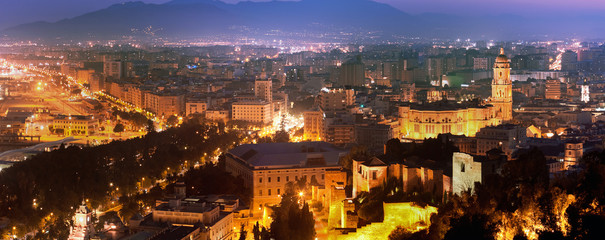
[3, 0, 605, 41]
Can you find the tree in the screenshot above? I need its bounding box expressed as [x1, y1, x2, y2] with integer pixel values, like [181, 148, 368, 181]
[145, 120, 155, 133]
[166, 115, 179, 127]
[93, 104, 104, 111]
[273, 130, 290, 143]
[238, 223, 247, 240]
[384, 138, 404, 162]
[339, 145, 371, 171]
[253, 222, 261, 240]
[113, 123, 125, 133]
[389, 226, 413, 240]
[270, 192, 315, 240]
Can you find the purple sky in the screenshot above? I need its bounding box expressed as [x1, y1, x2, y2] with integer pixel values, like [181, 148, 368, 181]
[1, 0, 604, 30]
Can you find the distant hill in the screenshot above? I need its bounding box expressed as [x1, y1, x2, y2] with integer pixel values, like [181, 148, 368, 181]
[3, 0, 605, 41]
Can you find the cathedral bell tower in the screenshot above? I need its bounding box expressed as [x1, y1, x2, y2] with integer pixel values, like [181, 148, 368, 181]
[491, 48, 513, 122]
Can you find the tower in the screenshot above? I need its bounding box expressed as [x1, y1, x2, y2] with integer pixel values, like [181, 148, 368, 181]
[564, 141, 583, 170]
[581, 78, 590, 103]
[491, 48, 513, 122]
[68, 201, 95, 240]
[255, 79, 272, 102]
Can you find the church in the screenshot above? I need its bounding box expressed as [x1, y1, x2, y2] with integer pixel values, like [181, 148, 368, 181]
[399, 48, 513, 140]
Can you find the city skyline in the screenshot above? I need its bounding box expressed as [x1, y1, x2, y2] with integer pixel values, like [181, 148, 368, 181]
[0, 1, 605, 239]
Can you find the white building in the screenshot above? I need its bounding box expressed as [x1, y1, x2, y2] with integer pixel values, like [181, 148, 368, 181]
[68, 201, 95, 240]
[581, 78, 590, 103]
[231, 101, 272, 124]
[452, 152, 504, 195]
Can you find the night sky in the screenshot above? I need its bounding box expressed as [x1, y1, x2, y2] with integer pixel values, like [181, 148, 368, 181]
[1, 0, 604, 30]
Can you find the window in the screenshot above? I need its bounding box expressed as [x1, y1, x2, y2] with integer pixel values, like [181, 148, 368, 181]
[259, 177, 262, 183]
[268, 177, 271, 183]
[286, 176, 289, 182]
[268, 189, 271, 196]
[277, 177, 280, 182]
[461, 163, 466, 172]
[277, 188, 281, 195]
[322, 174, 324, 180]
[372, 171, 377, 180]
[259, 189, 262, 196]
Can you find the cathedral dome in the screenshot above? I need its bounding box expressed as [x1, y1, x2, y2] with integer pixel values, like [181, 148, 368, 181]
[496, 48, 508, 63]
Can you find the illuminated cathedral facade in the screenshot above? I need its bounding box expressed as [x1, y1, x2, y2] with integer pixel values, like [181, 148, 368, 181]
[399, 48, 513, 140]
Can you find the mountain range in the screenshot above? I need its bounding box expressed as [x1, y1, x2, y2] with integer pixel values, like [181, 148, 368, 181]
[3, 0, 605, 42]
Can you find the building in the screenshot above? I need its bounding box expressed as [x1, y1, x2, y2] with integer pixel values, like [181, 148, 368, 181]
[563, 141, 583, 170]
[316, 88, 355, 111]
[398, 101, 500, 140]
[324, 121, 355, 146]
[452, 152, 503, 195]
[475, 124, 527, 160]
[303, 109, 324, 141]
[89, 74, 105, 92]
[76, 68, 95, 84]
[473, 57, 494, 70]
[355, 123, 396, 152]
[339, 55, 365, 87]
[254, 79, 272, 102]
[144, 92, 185, 117]
[490, 48, 513, 121]
[545, 78, 562, 100]
[103, 60, 132, 80]
[352, 157, 388, 196]
[351, 157, 451, 200]
[186, 101, 208, 116]
[231, 101, 272, 124]
[52, 115, 98, 136]
[125, 86, 150, 109]
[398, 49, 511, 140]
[224, 142, 348, 216]
[150, 185, 236, 240]
[68, 201, 95, 240]
[561, 50, 578, 71]
[206, 109, 230, 122]
[581, 78, 590, 103]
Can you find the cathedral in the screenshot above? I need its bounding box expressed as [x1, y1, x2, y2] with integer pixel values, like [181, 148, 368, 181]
[399, 48, 513, 140]
[490, 48, 513, 121]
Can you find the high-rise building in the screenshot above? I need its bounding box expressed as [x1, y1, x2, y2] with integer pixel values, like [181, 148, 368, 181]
[491, 48, 513, 122]
[103, 60, 132, 80]
[561, 50, 578, 71]
[303, 109, 324, 141]
[255, 79, 272, 102]
[581, 78, 590, 103]
[339, 55, 365, 87]
[316, 88, 355, 111]
[545, 78, 562, 100]
[473, 57, 489, 70]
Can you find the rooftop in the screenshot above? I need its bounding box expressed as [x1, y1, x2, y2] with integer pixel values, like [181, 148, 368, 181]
[405, 100, 488, 111]
[148, 226, 198, 240]
[228, 142, 348, 168]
